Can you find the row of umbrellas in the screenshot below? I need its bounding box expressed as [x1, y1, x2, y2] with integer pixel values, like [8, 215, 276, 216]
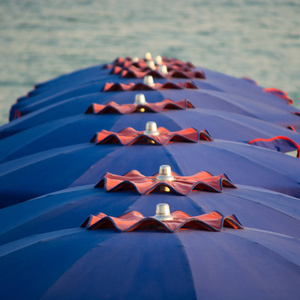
[0, 54, 300, 299]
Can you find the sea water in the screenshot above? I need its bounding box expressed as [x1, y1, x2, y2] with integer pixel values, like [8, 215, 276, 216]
[0, 0, 299, 125]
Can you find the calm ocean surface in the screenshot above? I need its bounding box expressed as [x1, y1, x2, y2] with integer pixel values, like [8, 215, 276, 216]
[0, 0, 299, 125]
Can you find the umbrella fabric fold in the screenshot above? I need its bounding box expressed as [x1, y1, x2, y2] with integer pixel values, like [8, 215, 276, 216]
[263, 87, 294, 105]
[248, 136, 300, 157]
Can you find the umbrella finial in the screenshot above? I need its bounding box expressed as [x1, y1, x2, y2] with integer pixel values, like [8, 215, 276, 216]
[143, 75, 155, 86]
[155, 55, 162, 65]
[147, 60, 156, 70]
[144, 121, 160, 136]
[134, 94, 147, 112]
[154, 203, 174, 221]
[156, 165, 175, 181]
[145, 52, 152, 61]
[134, 94, 147, 105]
[132, 57, 139, 62]
[159, 65, 168, 74]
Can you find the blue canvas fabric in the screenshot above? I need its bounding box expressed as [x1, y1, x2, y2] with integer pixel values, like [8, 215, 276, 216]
[4, 86, 300, 140]
[1, 58, 300, 299]
[0, 183, 299, 247]
[1, 108, 300, 162]
[0, 227, 299, 300]
[0, 140, 299, 209]
[7, 63, 300, 129]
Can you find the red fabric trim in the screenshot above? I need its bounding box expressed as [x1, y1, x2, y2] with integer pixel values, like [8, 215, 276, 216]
[119, 68, 205, 79]
[85, 99, 195, 115]
[81, 210, 243, 232]
[102, 81, 198, 92]
[104, 56, 195, 70]
[263, 88, 294, 105]
[248, 136, 300, 158]
[13, 110, 21, 120]
[95, 170, 236, 195]
[242, 77, 257, 85]
[161, 57, 195, 68]
[91, 127, 200, 145]
[287, 126, 296, 132]
[199, 129, 214, 141]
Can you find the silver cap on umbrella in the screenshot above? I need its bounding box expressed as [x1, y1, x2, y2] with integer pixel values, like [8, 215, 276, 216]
[143, 75, 155, 86]
[132, 57, 139, 62]
[145, 52, 152, 61]
[144, 121, 160, 136]
[147, 60, 156, 70]
[156, 165, 175, 181]
[134, 94, 147, 105]
[159, 65, 168, 74]
[155, 55, 162, 65]
[154, 203, 174, 221]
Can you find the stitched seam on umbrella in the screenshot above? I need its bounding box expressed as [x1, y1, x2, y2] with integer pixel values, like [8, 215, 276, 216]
[173, 233, 198, 300]
[221, 190, 300, 221]
[206, 141, 299, 182]
[223, 230, 300, 268]
[39, 231, 119, 299]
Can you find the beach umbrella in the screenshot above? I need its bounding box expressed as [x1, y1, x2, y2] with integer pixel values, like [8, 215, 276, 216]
[0, 132, 300, 208]
[0, 205, 299, 299]
[1, 101, 300, 162]
[8, 55, 300, 129]
[12, 56, 200, 108]
[1, 165, 300, 246]
[10, 54, 293, 114]
[9, 79, 202, 121]
[9, 80, 300, 130]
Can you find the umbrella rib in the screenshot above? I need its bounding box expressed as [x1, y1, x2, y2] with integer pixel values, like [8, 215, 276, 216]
[221, 189, 300, 221]
[160, 146, 184, 176]
[69, 145, 127, 187]
[0, 228, 82, 257]
[173, 233, 198, 300]
[206, 142, 300, 183]
[39, 231, 120, 299]
[222, 230, 300, 268]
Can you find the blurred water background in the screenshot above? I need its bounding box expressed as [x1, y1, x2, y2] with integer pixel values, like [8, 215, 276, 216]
[0, 0, 299, 125]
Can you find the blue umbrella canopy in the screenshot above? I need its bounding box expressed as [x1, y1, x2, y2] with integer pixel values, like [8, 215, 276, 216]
[7, 56, 300, 130]
[1, 55, 300, 300]
[0, 216, 299, 299]
[10, 57, 294, 113]
[0, 178, 300, 246]
[8, 83, 300, 133]
[0, 107, 299, 162]
[0, 137, 300, 208]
